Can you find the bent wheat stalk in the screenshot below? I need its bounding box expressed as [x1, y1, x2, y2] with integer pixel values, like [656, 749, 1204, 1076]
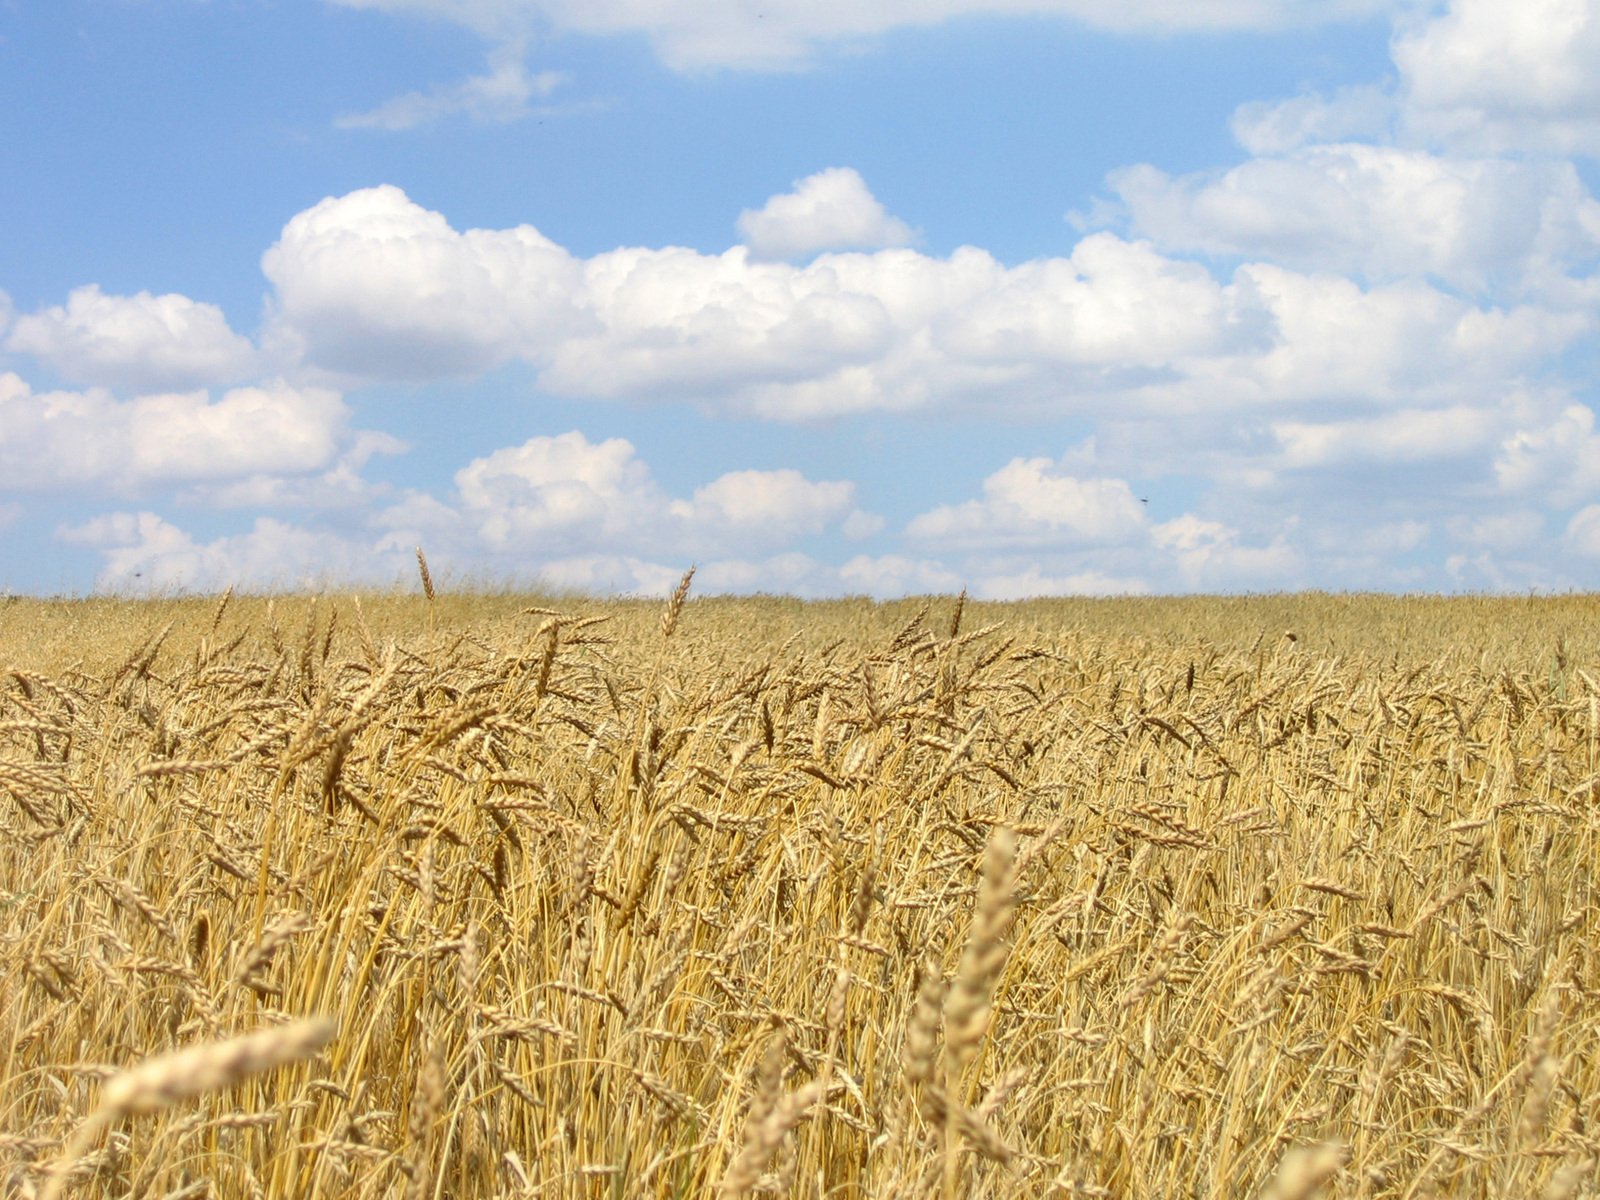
[39, 1017, 336, 1200]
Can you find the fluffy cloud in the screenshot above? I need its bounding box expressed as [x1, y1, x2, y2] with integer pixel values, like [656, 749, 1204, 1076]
[1151, 515, 1304, 589]
[381, 430, 860, 562]
[61, 512, 409, 592]
[260, 185, 588, 380]
[539, 244, 897, 406]
[327, 0, 1401, 73]
[1109, 146, 1600, 295]
[1492, 401, 1600, 505]
[673, 469, 855, 539]
[738, 168, 916, 261]
[6, 285, 259, 391]
[1209, 265, 1586, 407]
[55, 428, 867, 596]
[450, 431, 657, 551]
[894, 455, 1310, 593]
[1270, 405, 1499, 470]
[1394, 0, 1600, 155]
[259, 186, 1588, 426]
[0, 373, 355, 493]
[906, 457, 1148, 548]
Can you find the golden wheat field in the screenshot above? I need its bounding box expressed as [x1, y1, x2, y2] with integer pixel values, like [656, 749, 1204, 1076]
[3, 582, 1600, 1199]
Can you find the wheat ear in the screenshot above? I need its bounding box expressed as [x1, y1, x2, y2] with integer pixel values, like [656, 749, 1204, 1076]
[40, 1018, 335, 1200]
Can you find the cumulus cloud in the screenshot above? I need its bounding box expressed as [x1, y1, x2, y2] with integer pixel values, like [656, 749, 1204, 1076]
[1394, 0, 1600, 155]
[187, 429, 408, 510]
[259, 186, 1588, 426]
[0, 373, 356, 493]
[539, 244, 897, 406]
[891, 453, 1315, 593]
[737, 168, 916, 261]
[260, 184, 588, 380]
[1211, 265, 1586, 407]
[1108, 146, 1600, 295]
[672, 469, 855, 539]
[337, 42, 567, 129]
[379, 430, 859, 564]
[326, 0, 1401, 73]
[1151, 514, 1304, 589]
[6, 285, 259, 391]
[61, 512, 410, 592]
[906, 457, 1148, 548]
[1492, 401, 1600, 505]
[450, 431, 657, 552]
[52, 426, 870, 596]
[1270, 405, 1499, 470]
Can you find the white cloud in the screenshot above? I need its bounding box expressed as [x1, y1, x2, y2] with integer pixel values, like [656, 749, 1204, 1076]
[260, 187, 1583, 428]
[537, 243, 902, 407]
[837, 553, 962, 597]
[1152, 514, 1304, 589]
[336, 42, 567, 129]
[1448, 509, 1543, 550]
[0, 373, 355, 493]
[1394, 0, 1600, 155]
[6, 285, 259, 391]
[738, 168, 916, 261]
[1565, 504, 1600, 556]
[187, 429, 408, 509]
[1213, 265, 1585, 407]
[61, 512, 408, 592]
[974, 566, 1152, 599]
[1109, 146, 1600, 295]
[1444, 549, 1567, 591]
[841, 509, 885, 540]
[380, 430, 859, 563]
[940, 234, 1253, 367]
[906, 457, 1148, 548]
[696, 552, 827, 595]
[326, 0, 1402, 73]
[1231, 85, 1395, 155]
[517, 554, 687, 596]
[451, 430, 657, 551]
[260, 184, 588, 380]
[1492, 401, 1600, 505]
[1270, 404, 1498, 470]
[893, 452, 1319, 592]
[232, 181, 1600, 596]
[673, 468, 855, 539]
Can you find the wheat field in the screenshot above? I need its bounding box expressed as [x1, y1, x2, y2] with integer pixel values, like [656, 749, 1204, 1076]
[2, 582, 1599, 1198]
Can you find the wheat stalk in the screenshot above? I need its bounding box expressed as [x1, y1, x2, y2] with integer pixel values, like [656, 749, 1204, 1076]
[40, 1018, 335, 1200]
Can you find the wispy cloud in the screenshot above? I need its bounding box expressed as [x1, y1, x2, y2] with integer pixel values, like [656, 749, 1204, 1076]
[336, 42, 566, 130]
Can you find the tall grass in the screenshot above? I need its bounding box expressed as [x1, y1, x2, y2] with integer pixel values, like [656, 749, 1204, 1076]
[2, 590, 1598, 1197]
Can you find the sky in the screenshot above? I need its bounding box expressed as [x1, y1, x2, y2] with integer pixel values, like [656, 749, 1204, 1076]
[2, 0, 1599, 598]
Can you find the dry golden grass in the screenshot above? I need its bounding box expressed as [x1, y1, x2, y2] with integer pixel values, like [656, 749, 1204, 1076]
[2, 587, 1599, 1198]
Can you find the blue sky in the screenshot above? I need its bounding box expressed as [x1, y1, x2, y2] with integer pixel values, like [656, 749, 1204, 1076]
[3, 0, 1599, 596]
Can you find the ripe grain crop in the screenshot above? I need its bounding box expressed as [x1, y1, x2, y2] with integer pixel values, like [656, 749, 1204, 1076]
[2, 588, 1599, 1197]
